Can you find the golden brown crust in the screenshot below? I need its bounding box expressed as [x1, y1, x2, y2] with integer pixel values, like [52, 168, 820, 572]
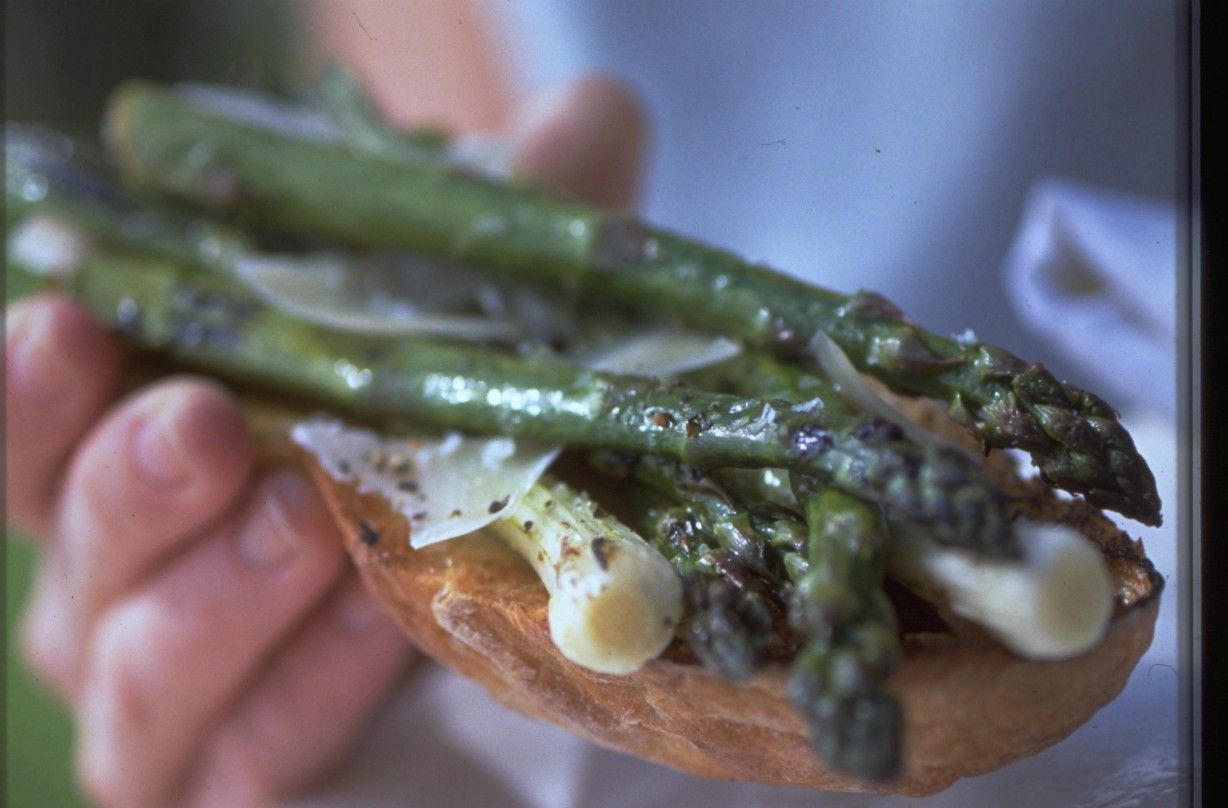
[253, 396, 1161, 797]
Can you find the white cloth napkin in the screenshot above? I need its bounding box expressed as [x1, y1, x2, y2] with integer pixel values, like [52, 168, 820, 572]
[285, 180, 1182, 808]
[1001, 179, 1177, 421]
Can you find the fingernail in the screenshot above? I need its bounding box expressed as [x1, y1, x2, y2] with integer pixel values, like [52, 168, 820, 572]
[337, 581, 390, 633]
[132, 399, 191, 487]
[235, 469, 315, 569]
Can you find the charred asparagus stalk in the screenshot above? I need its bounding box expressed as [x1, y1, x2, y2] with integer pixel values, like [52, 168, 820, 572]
[593, 450, 800, 678]
[640, 501, 789, 681]
[681, 354, 903, 779]
[592, 446, 901, 780]
[789, 488, 901, 781]
[7, 131, 1017, 555]
[693, 351, 1116, 659]
[100, 80, 1160, 525]
[610, 453, 779, 576]
[38, 243, 1014, 555]
[626, 449, 903, 779]
[5, 123, 248, 274]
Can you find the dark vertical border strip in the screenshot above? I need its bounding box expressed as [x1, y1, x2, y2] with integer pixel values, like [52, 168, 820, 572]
[1, 0, 11, 791]
[1180, 1, 1199, 805]
[1197, 0, 1220, 804]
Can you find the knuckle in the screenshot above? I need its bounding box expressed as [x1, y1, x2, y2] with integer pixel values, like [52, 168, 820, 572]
[85, 613, 154, 739]
[75, 746, 134, 808]
[74, 604, 198, 808]
[75, 746, 168, 808]
[19, 603, 75, 700]
[85, 602, 193, 741]
[74, 723, 167, 808]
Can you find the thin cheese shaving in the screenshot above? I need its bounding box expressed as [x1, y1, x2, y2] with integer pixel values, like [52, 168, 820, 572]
[235, 253, 524, 341]
[810, 331, 965, 454]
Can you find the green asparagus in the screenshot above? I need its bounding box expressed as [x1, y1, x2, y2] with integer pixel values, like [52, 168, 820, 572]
[641, 501, 789, 681]
[46, 245, 1014, 555]
[684, 349, 903, 779]
[5, 90, 1139, 785]
[5, 124, 247, 271]
[594, 451, 798, 679]
[604, 451, 901, 779]
[100, 80, 1160, 525]
[789, 488, 901, 781]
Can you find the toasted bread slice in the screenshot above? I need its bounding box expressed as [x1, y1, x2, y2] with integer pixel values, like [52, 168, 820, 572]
[246, 395, 1160, 796]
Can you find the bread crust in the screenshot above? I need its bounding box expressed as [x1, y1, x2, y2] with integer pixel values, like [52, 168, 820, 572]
[252, 396, 1161, 796]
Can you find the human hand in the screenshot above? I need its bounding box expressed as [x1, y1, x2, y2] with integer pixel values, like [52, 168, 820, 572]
[6, 76, 645, 808]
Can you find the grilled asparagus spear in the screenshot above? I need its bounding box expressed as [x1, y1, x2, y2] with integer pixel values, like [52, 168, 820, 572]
[680, 352, 903, 780]
[639, 500, 789, 681]
[6, 111, 1125, 782]
[789, 488, 901, 781]
[99, 81, 1160, 525]
[25, 237, 1013, 555]
[603, 452, 901, 780]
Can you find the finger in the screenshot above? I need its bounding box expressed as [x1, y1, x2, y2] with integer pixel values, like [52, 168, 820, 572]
[19, 551, 78, 702]
[26, 378, 255, 697]
[182, 573, 414, 807]
[74, 467, 345, 808]
[56, 377, 255, 605]
[511, 74, 650, 210]
[5, 295, 121, 535]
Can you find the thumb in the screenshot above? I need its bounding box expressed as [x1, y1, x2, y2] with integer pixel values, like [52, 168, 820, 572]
[510, 75, 649, 211]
